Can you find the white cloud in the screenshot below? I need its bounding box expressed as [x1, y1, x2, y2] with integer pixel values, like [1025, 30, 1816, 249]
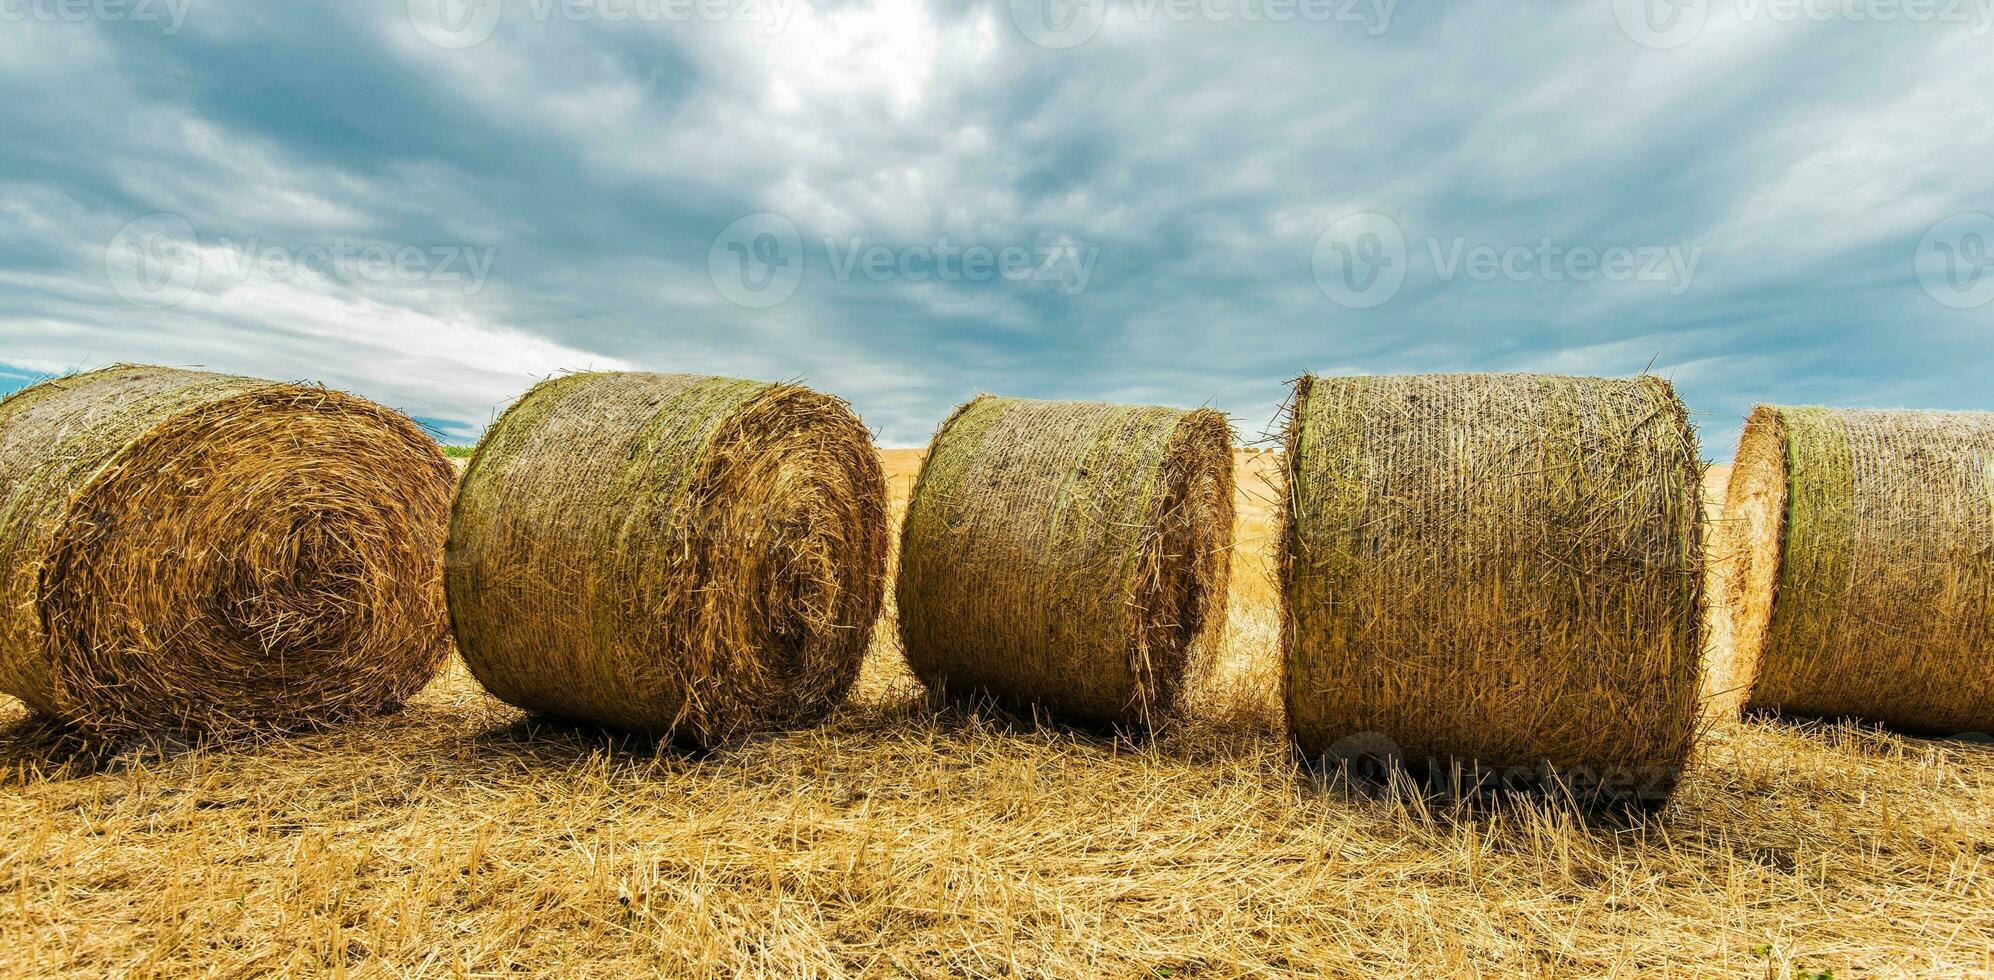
[0, 262, 630, 427]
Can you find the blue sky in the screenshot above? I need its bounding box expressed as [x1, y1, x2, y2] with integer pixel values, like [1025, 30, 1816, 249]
[2, 1, 1990, 453]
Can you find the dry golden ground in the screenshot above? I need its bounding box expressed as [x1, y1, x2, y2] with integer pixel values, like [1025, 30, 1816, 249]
[3, 454, 1992, 977]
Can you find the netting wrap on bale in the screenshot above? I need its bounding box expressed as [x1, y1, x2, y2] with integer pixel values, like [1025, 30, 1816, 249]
[1719, 406, 1994, 733]
[1282, 374, 1706, 804]
[0, 365, 456, 737]
[447, 372, 889, 746]
[895, 396, 1234, 728]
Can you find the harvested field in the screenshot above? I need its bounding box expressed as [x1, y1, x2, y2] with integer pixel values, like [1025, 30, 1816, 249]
[3, 451, 1992, 977]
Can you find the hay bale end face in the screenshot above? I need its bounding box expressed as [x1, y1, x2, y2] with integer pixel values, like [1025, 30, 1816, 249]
[447, 372, 889, 745]
[0, 365, 456, 737]
[895, 396, 1234, 728]
[1703, 408, 1786, 719]
[1720, 405, 1994, 733]
[1282, 374, 1706, 804]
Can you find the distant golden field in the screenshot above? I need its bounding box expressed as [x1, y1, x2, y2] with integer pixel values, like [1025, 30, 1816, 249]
[3, 454, 1991, 977]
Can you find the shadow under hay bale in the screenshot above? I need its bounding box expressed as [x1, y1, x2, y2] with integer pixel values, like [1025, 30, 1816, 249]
[447, 371, 889, 748]
[470, 713, 710, 764]
[1281, 373, 1706, 808]
[1719, 405, 1994, 735]
[895, 395, 1234, 730]
[0, 365, 455, 739]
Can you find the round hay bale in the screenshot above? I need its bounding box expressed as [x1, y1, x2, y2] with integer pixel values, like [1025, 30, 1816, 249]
[0, 364, 455, 737]
[1718, 405, 1994, 733]
[895, 396, 1234, 728]
[447, 372, 889, 745]
[1282, 374, 1706, 803]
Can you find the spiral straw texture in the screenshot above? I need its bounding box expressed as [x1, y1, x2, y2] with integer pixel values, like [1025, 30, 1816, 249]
[447, 372, 889, 746]
[1282, 374, 1706, 803]
[0, 364, 455, 737]
[1719, 406, 1994, 733]
[896, 396, 1234, 729]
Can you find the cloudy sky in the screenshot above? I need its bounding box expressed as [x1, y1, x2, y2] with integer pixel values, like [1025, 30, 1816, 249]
[2, 0, 1990, 452]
